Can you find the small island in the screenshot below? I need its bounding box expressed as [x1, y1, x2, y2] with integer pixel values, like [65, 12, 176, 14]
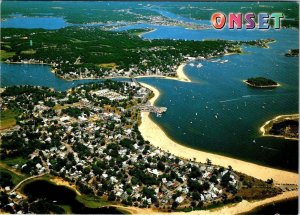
[285, 49, 299, 57]
[243, 77, 280, 88]
[260, 114, 299, 140]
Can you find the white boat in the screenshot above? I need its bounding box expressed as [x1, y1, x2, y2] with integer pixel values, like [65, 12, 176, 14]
[196, 63, 203, 68]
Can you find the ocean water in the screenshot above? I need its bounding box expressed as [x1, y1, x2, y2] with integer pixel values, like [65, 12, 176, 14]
[0, 3, 298, 171]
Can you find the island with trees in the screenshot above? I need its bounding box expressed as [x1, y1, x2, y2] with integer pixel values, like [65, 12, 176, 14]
[243, 77, 280, 88]
[285, 49, 299, 57]
[260, 114, 299, 140]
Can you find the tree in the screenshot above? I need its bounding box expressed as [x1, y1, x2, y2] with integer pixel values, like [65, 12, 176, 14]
[192, 192, 201, 201]
[221, 172, 232, 187]
[0, 171, 13, 187]
[206, 158, 212, 166]
[266, 178, 274, 185]
[108, 192, 116, 201]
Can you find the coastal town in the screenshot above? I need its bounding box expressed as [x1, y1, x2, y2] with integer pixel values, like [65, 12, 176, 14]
[0, 81, 281, 214]
[0, 1, 299, 214]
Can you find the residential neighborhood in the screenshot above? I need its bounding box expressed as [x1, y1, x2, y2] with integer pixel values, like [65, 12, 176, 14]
[0, 81, 253, 213]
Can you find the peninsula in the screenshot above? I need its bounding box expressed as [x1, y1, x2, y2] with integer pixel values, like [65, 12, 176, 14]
[0, 81, 290, 214]
[260, 114, 299, 140]
[2, 27, 274, 81]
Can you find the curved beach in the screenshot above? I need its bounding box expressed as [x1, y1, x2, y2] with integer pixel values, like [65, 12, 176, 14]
[136, 63, 191, 83]
[175, 63, 191, 82]
[138, 82, 298, 214]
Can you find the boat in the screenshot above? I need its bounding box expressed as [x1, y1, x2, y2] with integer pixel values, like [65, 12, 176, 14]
[196, 63, 203, 68]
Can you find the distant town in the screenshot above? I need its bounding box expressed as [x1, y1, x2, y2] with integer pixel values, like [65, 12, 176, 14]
[2, 27, 274, 81]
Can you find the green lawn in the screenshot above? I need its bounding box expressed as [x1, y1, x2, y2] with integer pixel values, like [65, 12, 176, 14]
[76, 194, 111, 208]
[0, 50, 15, 61]
[0, 167, 27, 186]
[20, 49, 37, 55]
[2, 156, 27, 167]
[0, 109, 19, 130]
[58, 205, 72, 214]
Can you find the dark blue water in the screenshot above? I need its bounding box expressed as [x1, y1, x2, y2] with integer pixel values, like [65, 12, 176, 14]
[250, 198, 298, 214]
[0, 5, 298, 171]
[23, 180, 122, 214]
[0, 63, 100, 91]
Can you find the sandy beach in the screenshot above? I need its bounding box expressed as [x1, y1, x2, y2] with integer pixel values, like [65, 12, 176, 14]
[136, 63, 191, 83]
[50, 63, 191, 83]
[117, 190, 298, 215]
[50, 177, 81, 196]
[175, 63, 191, 82]
[138, 82, 298, 214]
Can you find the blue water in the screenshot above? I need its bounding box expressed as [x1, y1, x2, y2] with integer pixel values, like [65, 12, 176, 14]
[0, 4, 298, 171]
[1, 16, 69, 30]
[0, 63, 100, 91]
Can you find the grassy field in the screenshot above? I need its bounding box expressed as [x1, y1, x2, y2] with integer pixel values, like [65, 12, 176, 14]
[76, 194, 111, 208]
[0, 166, 27, 186]
[0, 50, 16, 61]
[0, 109, 19, 130]
[1, 156, 28, 167]
[20, 49, 37, 55]
[99, 63, 118, 69]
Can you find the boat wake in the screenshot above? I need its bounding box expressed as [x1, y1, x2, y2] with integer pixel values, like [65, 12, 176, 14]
[260, 145, 280, 151]
[219, 98, 240, 103]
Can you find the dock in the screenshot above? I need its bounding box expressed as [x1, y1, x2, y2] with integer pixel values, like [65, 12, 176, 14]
[130, 78, 167, 116]
[138, 104, 167, 116]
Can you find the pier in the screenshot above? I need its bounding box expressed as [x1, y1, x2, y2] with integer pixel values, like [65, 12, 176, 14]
[131, 77, 167, 116]
[138, 104, 167, 116]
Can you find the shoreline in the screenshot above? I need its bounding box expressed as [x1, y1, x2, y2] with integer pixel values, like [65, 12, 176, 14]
[260, 114, 299, 140]
[116, 191, 298, 215]
[138, 82, 298, 214]
[5, 51, 243, 84]
[138, 28, 157, 38]
[135, 63, 191, 83]
[50, 64, 191, 83]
